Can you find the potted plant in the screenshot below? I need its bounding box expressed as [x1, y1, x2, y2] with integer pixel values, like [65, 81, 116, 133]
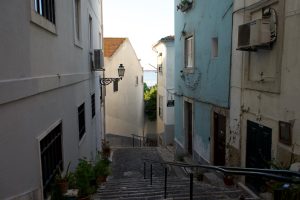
[223, 174, 234, 186]
[101, 139, 111, 159]
[55, 162, 71, 194]
[177, 0, 193, 12]
[94, 158, 111, 185]
[75, 159, 95, 200]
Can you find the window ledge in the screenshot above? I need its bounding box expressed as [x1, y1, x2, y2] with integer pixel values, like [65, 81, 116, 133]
[30, 10, 57, 35]
[74, 38, 83, 49]
[183, 67, 195, 74]
[79, 132, 87, 146]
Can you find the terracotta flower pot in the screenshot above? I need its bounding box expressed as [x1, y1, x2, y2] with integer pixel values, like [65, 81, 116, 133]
[57, 180, 68, 194]
[223, 175, 234, 186]
[78, 196, 90, 200]
[96, 176, 107, 185]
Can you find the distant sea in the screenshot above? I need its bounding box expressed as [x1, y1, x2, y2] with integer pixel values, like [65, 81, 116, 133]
[144, 70, 157, 87]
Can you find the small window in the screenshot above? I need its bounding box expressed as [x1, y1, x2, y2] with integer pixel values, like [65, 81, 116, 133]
[40, 123, 62, 198]
[141, 75, 143, 83]
[136, 76, 139, 85]
[185, 35, 194, 68]
[211, 37, 218, 58]
[74, 0, 81, 41]
[78, 103, 86, 140]
[159, 95, 163, 119]
[91, 93, 95, 118]
[34, 0, 56, 24]
[113, 80, 118, 92]
[157, 53, 163, 73]
[279, 121, 292, 145]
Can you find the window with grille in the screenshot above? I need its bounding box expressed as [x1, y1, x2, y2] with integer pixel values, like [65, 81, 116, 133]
[40, 123, 63, 198]
[185, 36, 194, 68]
[279, 121, 292, 145]
[113, 80, 118, 92]
[78, 103, 86, 140]
[91, 93, 95, 118]
[34, 0, 56, 24]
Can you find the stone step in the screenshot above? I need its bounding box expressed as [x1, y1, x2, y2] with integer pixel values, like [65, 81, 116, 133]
[96, 176, 253, 200]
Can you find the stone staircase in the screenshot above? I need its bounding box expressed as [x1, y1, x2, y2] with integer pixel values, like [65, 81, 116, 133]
[94, 176, 256, 200]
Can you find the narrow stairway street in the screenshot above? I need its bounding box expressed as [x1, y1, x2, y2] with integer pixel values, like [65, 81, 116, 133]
[93, 147, 256, 200]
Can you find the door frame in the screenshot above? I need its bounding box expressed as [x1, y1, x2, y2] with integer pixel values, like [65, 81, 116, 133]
[210, 107, 229, 165]
[183, 97, 194, 155]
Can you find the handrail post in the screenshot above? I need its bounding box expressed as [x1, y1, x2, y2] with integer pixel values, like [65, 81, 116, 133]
[140, 137, 141, 147]
[190, 173, 193, 200]
[144, 162, 146, 179]
[150, 164, 153, 185]
[132, 135, 134, 147]
[164, 167, 167, 199]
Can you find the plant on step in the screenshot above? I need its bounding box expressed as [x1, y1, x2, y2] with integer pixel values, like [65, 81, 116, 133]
[55, 161, 71, 194]
[101, 139, 111, 159]
[75, 158, 96, 199]
[94, 157, 111, 184]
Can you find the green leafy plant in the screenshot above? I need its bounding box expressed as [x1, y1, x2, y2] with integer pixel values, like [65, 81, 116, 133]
[94, 157, 111, 184]
[55, 162, 71, 194]
[144, 85, 157, 121]
[75, 159, 95, 197]
[56, 162, 71, 182]
[176, 0, 193, 12]
[101, 139, 111, 159]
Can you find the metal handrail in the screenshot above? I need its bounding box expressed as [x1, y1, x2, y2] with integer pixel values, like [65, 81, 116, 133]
[131, 134, 157, 147]
[142, 158, 300, 200]
[131, 134, 145, 147]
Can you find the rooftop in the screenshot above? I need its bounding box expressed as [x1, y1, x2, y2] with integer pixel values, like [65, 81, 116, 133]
[103, 38, 126, 57]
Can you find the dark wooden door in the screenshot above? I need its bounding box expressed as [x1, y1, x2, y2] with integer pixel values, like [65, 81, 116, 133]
[213, 113, 226, 166]
[246, 120, 272, 193]
[185, 102, 193, 155]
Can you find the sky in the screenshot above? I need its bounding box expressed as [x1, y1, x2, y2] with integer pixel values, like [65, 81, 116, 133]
[103, 0, 174, 70]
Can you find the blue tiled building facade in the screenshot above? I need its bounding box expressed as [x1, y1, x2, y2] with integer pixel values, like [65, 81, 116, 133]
[174, 0, 233, 164]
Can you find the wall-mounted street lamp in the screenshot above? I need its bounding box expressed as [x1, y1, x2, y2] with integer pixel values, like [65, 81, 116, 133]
[99, 64, 125, 86]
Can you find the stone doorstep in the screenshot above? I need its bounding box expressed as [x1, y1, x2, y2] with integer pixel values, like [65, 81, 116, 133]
[63, 189, 78, 198]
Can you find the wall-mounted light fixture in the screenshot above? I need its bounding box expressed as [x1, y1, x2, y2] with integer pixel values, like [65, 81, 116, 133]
[99, 64, 125, 86]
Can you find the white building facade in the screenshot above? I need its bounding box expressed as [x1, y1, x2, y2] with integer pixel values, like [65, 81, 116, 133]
[0, 0, 103, 199]
[104, 38, 144, 144]
[230, 0, 300, 192]
[153, 36, 175, 146]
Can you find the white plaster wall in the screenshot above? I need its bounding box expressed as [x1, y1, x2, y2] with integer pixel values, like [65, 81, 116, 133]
[229, 1, 245, 150]
[155, 41, 175, 136]
[231, 0, 300, 167]
[156, 44, 166, 135]
[105, 39, 144, 138]
[164, 42, 175, 126]
[0, 0, 103, 199]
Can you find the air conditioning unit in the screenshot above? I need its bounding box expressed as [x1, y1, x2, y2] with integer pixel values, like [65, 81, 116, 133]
[92, 49, 104, 71]
[237, 18, 271, 51]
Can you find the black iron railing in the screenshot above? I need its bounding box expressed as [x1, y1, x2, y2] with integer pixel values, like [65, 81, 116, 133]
[143, 159, 300, 200]
[131, 134, 157, 147]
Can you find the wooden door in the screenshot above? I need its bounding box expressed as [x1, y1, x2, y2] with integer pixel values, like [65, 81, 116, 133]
[213, 112, 226, 166]
[246, 120, 272, 193]
[185, 102, 193, 155]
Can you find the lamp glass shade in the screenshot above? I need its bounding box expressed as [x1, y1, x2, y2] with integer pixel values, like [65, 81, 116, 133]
[118, 64, 125, 78]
